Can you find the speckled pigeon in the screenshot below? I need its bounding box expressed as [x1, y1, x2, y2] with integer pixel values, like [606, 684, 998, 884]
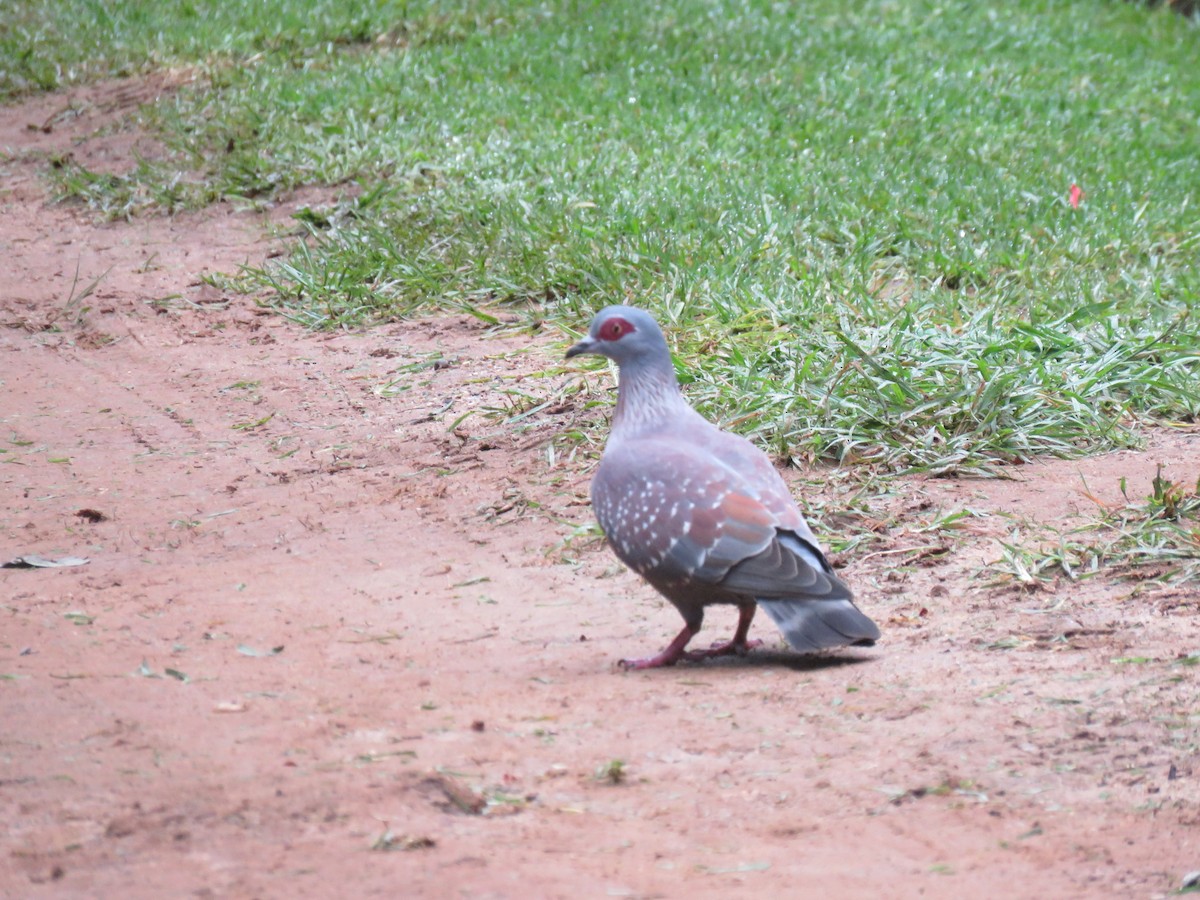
[566, 305, 880, 669]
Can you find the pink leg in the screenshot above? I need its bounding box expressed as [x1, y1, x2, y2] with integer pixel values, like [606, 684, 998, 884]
[618, 605, 761, 670]
[618, 624, 699, 670]
[681, 603, 761, 661]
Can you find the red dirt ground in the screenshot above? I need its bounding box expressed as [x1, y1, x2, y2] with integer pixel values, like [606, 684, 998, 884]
[2, 79, 1198, 899]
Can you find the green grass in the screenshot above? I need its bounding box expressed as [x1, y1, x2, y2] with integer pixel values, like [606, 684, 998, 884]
[0, 1, 519, 98]
[991, 465, 1200, 586]
[6, 0, 1200, 472]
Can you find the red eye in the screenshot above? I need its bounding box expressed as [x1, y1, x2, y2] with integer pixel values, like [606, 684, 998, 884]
[599, 317, 634, 341]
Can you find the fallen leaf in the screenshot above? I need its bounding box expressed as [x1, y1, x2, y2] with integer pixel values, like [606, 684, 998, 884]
[3, 555, 90, 569]
[698, 861, 771, 875]
[371, 831, 436, 852]
[237, 644, 284, 657]
[419, 774, 485, 814]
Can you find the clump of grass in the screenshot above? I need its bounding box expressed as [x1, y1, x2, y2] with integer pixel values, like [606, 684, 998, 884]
[687, 298, 1200, 474]
[0, 1, 524, 100]
[992, 466, 1200, 586]
[594, 759, 627, 785]
[45, 153, 214, 221]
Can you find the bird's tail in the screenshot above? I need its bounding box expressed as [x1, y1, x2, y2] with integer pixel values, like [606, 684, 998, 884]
[756, 597, 881, 653]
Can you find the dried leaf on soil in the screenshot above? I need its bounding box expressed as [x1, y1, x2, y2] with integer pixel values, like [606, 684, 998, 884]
[4, 555, 90, 568]
[237, 644, 284, 657]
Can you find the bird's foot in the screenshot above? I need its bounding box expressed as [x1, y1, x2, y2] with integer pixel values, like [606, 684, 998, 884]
[618, 652, 680, 670]
[618, 636, 762, 670]
[680, 637, 763, 662]
[617, 624, 700, 670]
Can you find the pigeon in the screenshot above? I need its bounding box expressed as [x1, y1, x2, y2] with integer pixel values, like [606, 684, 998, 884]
[566, 305, 880, 669]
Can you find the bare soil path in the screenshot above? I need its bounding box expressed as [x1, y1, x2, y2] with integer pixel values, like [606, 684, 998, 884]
[2, 79, 1197, 899]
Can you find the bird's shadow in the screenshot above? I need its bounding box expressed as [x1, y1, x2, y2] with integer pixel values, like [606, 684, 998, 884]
[618, 646, 879, 674]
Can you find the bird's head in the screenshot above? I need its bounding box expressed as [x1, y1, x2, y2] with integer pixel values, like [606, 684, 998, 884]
[565, 305, 670, 367]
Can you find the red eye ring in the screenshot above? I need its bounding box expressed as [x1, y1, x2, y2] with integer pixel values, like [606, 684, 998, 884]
[598, 316, 635, 342]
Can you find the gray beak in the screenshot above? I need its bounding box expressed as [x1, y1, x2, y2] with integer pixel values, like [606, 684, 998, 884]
[565, 337, 597, 359]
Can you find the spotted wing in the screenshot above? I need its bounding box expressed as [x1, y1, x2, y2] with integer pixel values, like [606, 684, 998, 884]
[591, 439, 827, 593]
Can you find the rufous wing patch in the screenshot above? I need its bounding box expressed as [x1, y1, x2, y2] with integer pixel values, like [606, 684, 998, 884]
[718, 492, 775, 544]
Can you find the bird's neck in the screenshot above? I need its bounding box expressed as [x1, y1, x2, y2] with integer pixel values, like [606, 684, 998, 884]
[612, 358, 691, 437]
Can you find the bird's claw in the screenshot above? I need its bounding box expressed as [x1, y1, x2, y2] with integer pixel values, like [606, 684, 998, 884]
[617, 654, 679, 670]
[682, 637, 763, 661]
[617, 637, 763, 670]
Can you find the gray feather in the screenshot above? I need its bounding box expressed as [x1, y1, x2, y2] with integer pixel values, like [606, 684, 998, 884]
[718, 530, 845, 598]
[757, 597, 882, 653]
